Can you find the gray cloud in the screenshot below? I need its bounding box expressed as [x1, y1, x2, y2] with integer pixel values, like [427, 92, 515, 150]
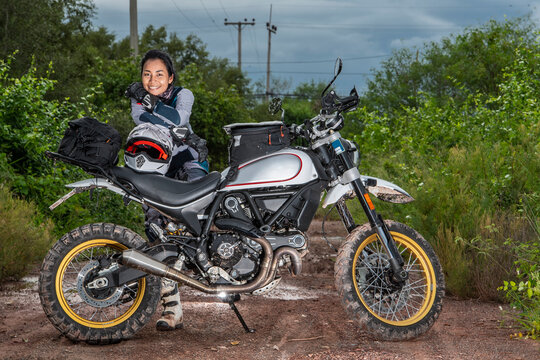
[93, 0, 537, 92]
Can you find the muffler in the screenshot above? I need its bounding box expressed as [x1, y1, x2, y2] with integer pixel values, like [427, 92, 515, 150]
[120, 236, 273, 294]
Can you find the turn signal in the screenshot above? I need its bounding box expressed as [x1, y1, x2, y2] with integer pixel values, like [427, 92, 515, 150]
[364, 193, 375, 210]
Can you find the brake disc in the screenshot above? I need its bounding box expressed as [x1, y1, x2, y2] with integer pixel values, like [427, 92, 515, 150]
[76, 260, 123, 308]
[358, 253, 410, 314]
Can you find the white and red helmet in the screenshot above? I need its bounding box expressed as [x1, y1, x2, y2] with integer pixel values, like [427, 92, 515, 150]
[124, 124, 173, 175]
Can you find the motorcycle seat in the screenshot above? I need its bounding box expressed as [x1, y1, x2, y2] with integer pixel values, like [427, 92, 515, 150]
[111, 166, 222, 207]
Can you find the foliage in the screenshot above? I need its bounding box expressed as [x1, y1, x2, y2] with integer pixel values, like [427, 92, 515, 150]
[0, 0, 121, 100]
[177, 64, 252, 169]
[0, 54, 76, 176]
[252, 76, 293, 97]
[361, 16, 538, 114]
[0, 54, 146, 238]
[0, 183, 54, 282]
[499, 194, 540, 339]
[345, 41, 539, 308]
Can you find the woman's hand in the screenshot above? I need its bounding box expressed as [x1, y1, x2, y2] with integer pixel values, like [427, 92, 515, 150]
[125, 82, 147, 100]
[125, 82, 157, 112]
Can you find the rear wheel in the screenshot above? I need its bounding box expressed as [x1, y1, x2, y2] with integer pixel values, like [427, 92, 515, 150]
[335, 220, 444, 340]
[39, 223, 160, 344]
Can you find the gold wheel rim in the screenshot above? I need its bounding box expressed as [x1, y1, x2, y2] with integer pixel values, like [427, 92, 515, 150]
[55, 239, 146, 328]
[352, 231, 437, 326]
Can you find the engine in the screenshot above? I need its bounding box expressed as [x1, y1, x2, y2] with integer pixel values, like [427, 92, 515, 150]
[209, 193, 310, 284]
[209, 232, 260, 281]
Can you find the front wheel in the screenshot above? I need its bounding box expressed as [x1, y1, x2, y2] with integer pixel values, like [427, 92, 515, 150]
[335, 220, 444, 341]
[38, 223, 160, 344]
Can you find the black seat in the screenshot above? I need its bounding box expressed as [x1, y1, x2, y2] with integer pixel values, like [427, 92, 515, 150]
[111, 167, 222, 207]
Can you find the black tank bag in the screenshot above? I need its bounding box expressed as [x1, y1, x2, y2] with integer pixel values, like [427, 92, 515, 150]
[58, 117, 122, 171]
[225, 122, 290, 182]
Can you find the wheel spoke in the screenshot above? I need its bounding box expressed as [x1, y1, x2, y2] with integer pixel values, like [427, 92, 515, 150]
[355, 237, 434, 320]
[58, 243, 142, 325]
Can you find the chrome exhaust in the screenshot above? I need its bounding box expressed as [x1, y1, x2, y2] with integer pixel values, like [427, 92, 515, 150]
[120, 236, 273, 294]
[259, 246, 302, 289]
[271, 247, 302, 276]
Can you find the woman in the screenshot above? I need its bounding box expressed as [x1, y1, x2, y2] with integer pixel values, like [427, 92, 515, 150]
[125, 49, 208, 181]
[125, 49, 208, 331]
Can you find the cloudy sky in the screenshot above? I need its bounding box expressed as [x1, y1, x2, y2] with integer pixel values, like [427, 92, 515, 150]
[92, 0, 539, 93]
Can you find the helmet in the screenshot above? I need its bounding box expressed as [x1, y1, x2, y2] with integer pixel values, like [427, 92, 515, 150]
[124, 124, 173, 175]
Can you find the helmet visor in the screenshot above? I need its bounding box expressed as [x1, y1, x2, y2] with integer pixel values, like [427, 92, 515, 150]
[126, 140, 169, 161]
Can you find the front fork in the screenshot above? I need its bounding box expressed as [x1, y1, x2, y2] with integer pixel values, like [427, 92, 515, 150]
[330, 140, 408, 284]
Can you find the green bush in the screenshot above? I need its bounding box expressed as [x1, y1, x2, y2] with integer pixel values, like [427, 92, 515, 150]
[0, 184, 54, 282]
[499, 194, 540, 339]
[343, 45, 539, 301]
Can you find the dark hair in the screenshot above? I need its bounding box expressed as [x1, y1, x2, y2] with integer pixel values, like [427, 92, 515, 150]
[140, 49, 176, 83]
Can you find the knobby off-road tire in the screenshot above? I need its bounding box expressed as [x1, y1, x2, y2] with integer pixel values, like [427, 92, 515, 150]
[335, 220, 445, 341]
[38, 223, 160, 344]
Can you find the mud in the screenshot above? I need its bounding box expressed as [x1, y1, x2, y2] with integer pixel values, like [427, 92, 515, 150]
[1, 221, 538, 359]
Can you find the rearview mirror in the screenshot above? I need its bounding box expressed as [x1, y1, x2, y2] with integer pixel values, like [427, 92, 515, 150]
[268, 98, 282, 115]
[334, 58, 343, 77]
[321, 58, 343, 97]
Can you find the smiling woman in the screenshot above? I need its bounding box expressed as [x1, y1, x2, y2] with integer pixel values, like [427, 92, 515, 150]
[142, 58, 175, 96]
[123, 48, 210, 332]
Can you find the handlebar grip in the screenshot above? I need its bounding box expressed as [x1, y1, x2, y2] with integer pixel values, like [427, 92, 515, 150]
[289, 124, 307, 139]
[339, 95, 358, 104]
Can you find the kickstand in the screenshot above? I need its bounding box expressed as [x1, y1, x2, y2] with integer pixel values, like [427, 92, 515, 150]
[224, 294, 255, 333]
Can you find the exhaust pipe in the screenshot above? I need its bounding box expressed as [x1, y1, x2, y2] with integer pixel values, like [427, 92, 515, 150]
[259, 247, 302, 289]
[272, 247, 302, 276]
[121, 236, 273, 294]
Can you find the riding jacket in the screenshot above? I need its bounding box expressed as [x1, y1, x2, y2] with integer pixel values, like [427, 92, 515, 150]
[130, 87, 206, 173]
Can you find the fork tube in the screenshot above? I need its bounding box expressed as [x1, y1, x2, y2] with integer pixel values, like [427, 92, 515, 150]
[335, 198, 356, 233]
[334, 141, 407, 281]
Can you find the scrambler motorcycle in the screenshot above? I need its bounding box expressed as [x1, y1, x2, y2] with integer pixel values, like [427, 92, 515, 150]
[39, 59, 444, 344]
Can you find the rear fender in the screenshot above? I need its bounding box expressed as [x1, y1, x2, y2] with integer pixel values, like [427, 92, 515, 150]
[49, 178, 141, 210]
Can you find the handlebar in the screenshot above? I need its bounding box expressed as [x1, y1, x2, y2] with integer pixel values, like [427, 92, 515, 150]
[288, 86, 359, 141]
[321, 88, 359, 114]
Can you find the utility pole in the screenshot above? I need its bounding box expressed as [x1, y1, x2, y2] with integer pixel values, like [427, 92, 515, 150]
[129, 0, 139, 56]
[224, 18, 255, 71]
[266, 5, 277, 101]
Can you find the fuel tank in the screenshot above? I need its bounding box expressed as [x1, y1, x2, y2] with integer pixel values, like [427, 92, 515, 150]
[222, 148, 319, 190]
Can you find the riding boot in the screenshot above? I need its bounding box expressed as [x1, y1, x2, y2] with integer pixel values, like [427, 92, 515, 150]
[156, 278, 184, 331]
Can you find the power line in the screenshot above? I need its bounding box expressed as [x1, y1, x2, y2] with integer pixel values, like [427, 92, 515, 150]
[248, 70, 371, 76]
[218, 0, 230, 18]
[248, 26, 261, 65]
[215, 0, 236, 48]
[277, 23, 462, 30]
[199, 0, 222, 31]
[242, 55, 389, 65]
[224, 18, 256, 70]
[169, 0, 203, 30]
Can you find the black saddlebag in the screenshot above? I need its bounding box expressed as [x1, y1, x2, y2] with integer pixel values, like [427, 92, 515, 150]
[58, 117, 122, 172]
[224, 121, 290, 182]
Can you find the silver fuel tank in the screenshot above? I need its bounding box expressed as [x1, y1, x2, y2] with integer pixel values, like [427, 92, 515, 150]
[221, 148, 319, 191]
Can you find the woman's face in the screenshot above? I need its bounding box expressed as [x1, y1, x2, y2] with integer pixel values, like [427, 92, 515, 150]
[141, 58, 174, 96]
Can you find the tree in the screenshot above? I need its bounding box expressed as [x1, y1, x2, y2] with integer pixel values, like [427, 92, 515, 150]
[362, 16, 539, 114]
[0, 0, 104, 99]
[293, 80, 328, 101]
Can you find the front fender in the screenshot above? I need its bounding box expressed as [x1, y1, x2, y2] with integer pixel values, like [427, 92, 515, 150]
[322, 175, 414, 208]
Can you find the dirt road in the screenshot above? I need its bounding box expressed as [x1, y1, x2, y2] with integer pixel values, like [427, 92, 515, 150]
[1, 222, 538, 359]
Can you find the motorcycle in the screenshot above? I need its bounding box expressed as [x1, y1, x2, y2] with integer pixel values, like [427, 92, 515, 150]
[39, 58, 444, 344]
